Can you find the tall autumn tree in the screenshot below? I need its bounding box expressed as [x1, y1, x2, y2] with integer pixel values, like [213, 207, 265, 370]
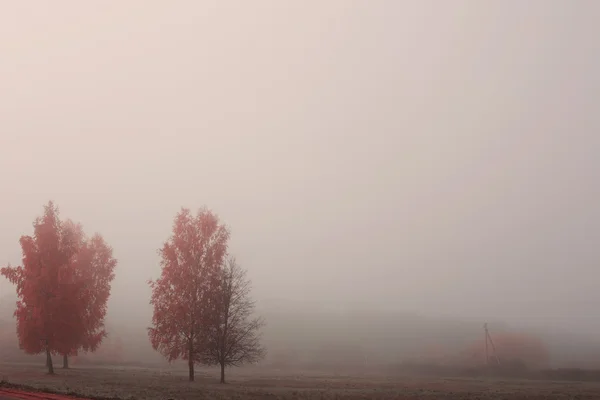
[1, 202, 117, 373]
[148, 207, 230, 381]
[1, 202, 79, 374]
[201, 257, 266, 383]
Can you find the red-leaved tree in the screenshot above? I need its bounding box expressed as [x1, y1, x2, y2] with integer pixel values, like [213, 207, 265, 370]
[1, 202, 117, 373]
[148, 207, 230, 381]
[58, 225, 117, 368]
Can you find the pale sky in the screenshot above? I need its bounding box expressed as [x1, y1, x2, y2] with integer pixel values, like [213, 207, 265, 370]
[1, 1, 599, 333]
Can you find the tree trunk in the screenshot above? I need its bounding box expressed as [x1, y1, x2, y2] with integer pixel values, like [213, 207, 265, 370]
[188, 341, 194, 382]
[188, 358, 194, 382]
[220, 362, 225, 384]
[46, 348, 54, 375]
[63, 354, 69, 369]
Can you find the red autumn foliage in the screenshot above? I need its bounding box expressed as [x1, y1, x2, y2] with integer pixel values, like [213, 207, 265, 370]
[0, 202, 117, 373]
[69, 229, 117, 355]
[148, 207, 230, 381]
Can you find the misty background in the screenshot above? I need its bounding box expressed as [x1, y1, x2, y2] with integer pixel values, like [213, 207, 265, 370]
[1, 1, 600, 368]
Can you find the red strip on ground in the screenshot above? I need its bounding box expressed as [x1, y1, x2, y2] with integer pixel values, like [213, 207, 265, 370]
[0, 389, 90, 400]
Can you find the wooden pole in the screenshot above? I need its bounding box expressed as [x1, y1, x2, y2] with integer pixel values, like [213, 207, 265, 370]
[484, 323, 489, 365]
[484, 322, 500, 365]
[487, 329, 500, 365]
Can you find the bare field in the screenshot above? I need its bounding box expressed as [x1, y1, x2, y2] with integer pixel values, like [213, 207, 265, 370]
[2, 363, 600, 399]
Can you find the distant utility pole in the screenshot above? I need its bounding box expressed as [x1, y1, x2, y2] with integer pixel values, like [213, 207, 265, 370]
[483, 323, 500, 366]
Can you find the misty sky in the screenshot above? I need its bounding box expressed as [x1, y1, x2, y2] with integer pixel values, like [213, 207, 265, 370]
[1, 2, 599, 333]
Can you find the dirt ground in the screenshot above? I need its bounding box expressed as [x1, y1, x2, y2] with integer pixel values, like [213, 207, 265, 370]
[2, 362, 600, 399]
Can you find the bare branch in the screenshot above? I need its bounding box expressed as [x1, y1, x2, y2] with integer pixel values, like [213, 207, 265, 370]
[200, 257, 266, 382]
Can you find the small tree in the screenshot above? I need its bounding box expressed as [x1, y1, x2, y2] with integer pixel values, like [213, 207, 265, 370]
[59, 229, 117, 369]
[148, 207, 230, 381]
[202, 257, 266, 383]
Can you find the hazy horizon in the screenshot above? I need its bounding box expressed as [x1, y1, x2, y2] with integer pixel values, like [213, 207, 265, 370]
[1, 1, 600, 338]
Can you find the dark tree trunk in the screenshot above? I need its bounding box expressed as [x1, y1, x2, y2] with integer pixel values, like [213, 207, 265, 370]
[220, 362, 225, 384]
[188, 341, 194, 382]
[188, 358, 194, 382]
[46, 348, 54, 375]
[63, 354, 69, 369]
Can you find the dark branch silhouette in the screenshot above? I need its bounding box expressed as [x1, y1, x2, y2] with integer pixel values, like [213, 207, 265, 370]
[202, 256, 266, 383]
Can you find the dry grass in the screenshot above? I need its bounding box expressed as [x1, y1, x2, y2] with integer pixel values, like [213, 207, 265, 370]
[2, 362, 600, 399]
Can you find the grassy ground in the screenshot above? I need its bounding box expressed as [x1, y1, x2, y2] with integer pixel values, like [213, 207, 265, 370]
[2, 362, 600, 399]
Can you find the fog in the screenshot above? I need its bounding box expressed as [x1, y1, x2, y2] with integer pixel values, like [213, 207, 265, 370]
[1, 1, 600, 368]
